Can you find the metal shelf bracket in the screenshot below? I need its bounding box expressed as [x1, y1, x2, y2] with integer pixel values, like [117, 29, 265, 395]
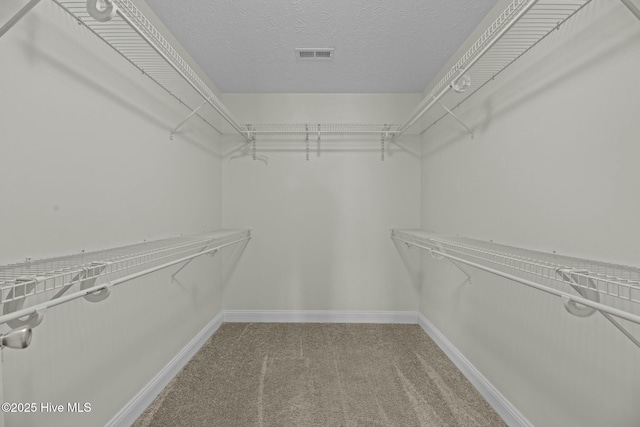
[0, 0, 42, 39]
[556, 267, 640, 348]
[229, 125, 268, 165]
[426, 245, 472, 285]
[381, 125, 390, 161]
[0, 326, 32, 350]
[450, 260, 473, 286]
[171, 240, 218, 282]
[170, 97, 211, 140]
[81, 263, 110, 302]
[249, 126, 257, 161]
[436, 98, 474, 140]
[555, 268, 599, 317]
[3, 278, 44, 329]
[305, 125, 310, 161]
[5, 306, 46, 331]
[620, 0, 640, 21]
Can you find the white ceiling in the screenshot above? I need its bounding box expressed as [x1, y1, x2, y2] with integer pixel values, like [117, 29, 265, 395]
[146, 0, 498, 93]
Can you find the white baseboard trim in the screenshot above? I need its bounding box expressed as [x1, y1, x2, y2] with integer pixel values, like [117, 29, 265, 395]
[417, 313, 532, 427]
[107, 310, 527, 427]
[224, 310, 418, 324]
[106, 312, 224, 427]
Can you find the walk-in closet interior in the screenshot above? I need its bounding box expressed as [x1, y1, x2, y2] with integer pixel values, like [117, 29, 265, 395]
[1, 0, 639, 426]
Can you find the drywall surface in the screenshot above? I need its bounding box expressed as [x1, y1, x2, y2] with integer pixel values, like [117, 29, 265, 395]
[221, 94, 422, 312]
[419, 1, 640, 426]
[0, 2, 225, 426]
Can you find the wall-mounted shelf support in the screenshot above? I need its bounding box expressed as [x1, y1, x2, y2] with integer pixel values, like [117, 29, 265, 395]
[228, 125, 268, 164]
[0, 0, 41, 39]
[436, 99, 474, 139]
[170, 97, 211, 140]
[79, 262, 110, 302]
[305, 125, 310, 161]
[3, 278, 43, 329]
[0, 326, 32, 350]
[555, 267, 640, 348]
[597, 307, 640, 349]
[171, 238, 217, 282]
[450, 260, 473, 285]
[392, 230, 640, 350]
[250, 127, 257, 161]
[620, 0, 640, 21]
[422, 239, 473, 285]
[380, 125, 392, 161]
[555, 268, 599, 317]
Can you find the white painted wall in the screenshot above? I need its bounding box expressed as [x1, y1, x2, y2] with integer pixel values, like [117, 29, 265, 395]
[0, 2, 226, 426]
[419, 1, 640, 426]
[221, 94, 422, 312]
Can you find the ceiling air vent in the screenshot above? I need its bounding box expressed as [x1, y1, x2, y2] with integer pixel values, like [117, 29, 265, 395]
[295, 48, 335, 60]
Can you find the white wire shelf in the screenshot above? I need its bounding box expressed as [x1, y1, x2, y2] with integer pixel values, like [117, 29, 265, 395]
[51, 0, 247, 139]
[244, 123, 401, 136]
[18, 0, 613, 143]
[392, 229, 640, 348]
[393, 229, 640, 305]
[0, 230, 250, 324]
[397, 0, 594, 137]
[8, 0, 635, 144]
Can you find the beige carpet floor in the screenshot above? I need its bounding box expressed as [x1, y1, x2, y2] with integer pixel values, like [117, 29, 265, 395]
[134, 323, 505, 427]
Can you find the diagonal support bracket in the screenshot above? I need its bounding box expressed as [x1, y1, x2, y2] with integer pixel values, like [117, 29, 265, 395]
[170, 97, 211, 140]
[435, 98, 474, 140]
[449, 260, 473, 286]
[388, 138, 421, 157]
[427, 246, 473, 285]
[620, 0, 640, 21]
[403, 238, 473, 285]
[171, 241, 218, 282]
[557, 267, 640, 349]
[0, 0, 41, 39]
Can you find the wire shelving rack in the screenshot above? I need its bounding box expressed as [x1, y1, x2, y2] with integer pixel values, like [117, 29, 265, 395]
[391, 229, 640, 348]
[244, 123, 400, 136]
[396, 0, 595, 138]
[50, 0, 248, 140]
[4, 0, 637, 144]
[0, 230, 251, 339]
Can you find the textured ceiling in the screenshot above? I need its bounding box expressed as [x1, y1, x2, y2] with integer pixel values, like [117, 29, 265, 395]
[146, 0, 498, 93]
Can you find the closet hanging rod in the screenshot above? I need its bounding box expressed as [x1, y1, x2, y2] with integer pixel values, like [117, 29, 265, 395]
[244, 123, 401, 135]
[0, 232, 251, 329]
